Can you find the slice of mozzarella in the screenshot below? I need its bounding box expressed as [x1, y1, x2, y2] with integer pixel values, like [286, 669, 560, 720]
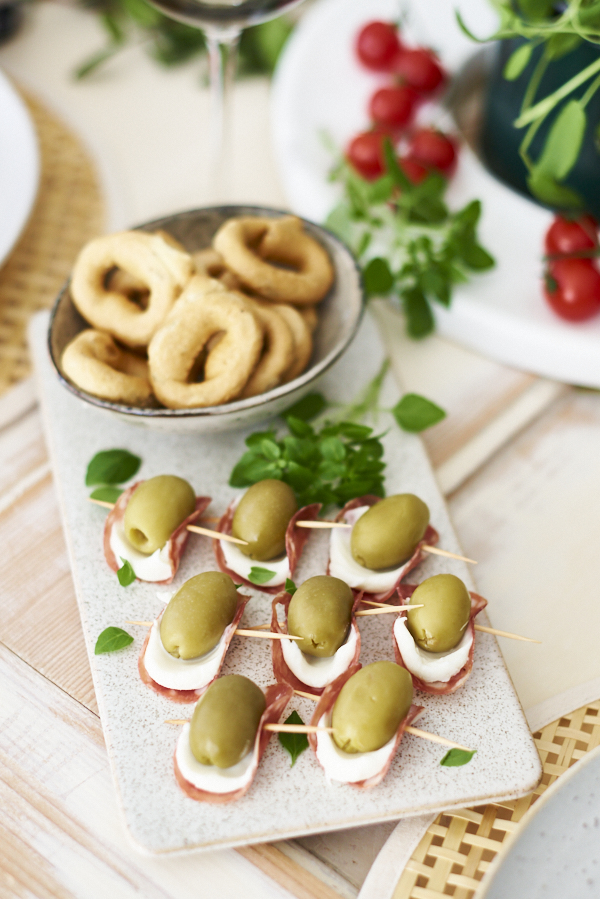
[315, 712, 396, 783]
[281, 626, 358, 689]
[143, 617, 229, 691]
[220, 538, 290, 586]
[175, 723, 255, 794]
[329, 506, 414, 592]
[110, 522, 172, 582]
[393, 616, 473, 684]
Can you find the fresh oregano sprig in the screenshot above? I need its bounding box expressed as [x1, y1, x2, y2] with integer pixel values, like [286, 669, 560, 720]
[326, 140, 494, 339]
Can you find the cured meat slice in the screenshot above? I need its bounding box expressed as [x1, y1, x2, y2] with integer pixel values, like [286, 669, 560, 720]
[174, 683, 293, 803]
[103, 481, 211, 584]
[138, 595, 250, 703]
[308, 665, 423, 789]
[270, 589, 362, 697]
[329, 495, 439, 603]
[394, 587, 488, 695]
[213, 500, 321, 593]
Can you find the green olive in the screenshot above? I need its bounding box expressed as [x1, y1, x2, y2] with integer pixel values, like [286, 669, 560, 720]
[332, 662, 413, 754]
[406, 574, 471, 653]
[287, 576, 354, 658]
[350, 494, 430, 570]
[189, 675, 266, 768]
[124, 475, 196, 554]
[232, 479, 298, 561]
[160, 571, 238, 659]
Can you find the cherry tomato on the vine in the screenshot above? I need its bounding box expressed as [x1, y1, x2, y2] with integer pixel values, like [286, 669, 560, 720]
[356, 21, 402, 72]
[399, 156, 428, 184]
[545, 215, 598, 257]
[369, 85, 419, 130]
[346, 131, 388, 180]
[394, 47, 446, 94]
[407, 128, 458, 176]
[543, 258, 600, 322]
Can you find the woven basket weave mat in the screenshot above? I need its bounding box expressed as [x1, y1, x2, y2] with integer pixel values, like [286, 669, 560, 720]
[0, 87, 104, 396]
[393, 699, 600, 898]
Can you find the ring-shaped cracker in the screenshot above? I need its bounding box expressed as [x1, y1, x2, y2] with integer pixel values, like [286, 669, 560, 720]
[273, 304, 313, 383]
[193, 248, 242, 291]
[148, 276, 263, 409]
[213, 216, 334, 306]
[70, 231, 193, 349]
[62, 329, 153, 405]
[298, 305, 319, 334]
[239, 298, 295, 398]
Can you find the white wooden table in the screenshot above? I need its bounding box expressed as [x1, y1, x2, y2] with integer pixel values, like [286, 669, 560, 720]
[2, 6, 600, 897]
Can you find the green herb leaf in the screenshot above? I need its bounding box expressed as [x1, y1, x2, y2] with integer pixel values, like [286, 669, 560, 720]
[536, 99, 586, 181]
[402, 288, 435, 339]
[117, 558, 136, 587]
[284, 393, 327, 422]
[461, 243, 495, 271]
[527, 169, 583, 208]
[363, 257, 395, 297]
[392, 394, 446, 432]
[278, 711, 309, 766]
[95, 626, 134, 655]
[85, 449, 141, 487]
[248, 567, 276, 585]
[285, 578, 297, 596]
[503, 42, 533, 81]
[89, 486, 123, 504]
[440, 748, 476, 767]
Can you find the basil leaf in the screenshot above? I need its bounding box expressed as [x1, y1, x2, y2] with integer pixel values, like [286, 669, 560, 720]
[402, 288, 435, 339]
[117, 558, 136, 586]
[95, 626, 134, 654]
[90, 486, 123, 504]
[285, 578, 297, 596]
[278, 711, 309, 766]
[440, 748, 476, 767]
[85, 449, 141, 486]
[248, 566, 276, 585]
[393, 394, 446, 433]
[363, 257, 394, 297]
[461, 243, 495, 271]
[284, 393, 327, 422]
[285, 415, 314, 438]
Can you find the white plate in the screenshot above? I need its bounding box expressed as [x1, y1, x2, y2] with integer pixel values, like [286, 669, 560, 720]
[0, 68, 39, 267]
[31, 308, 540, 853]
[480, 744, 600, 898]
[271, 0, 600, 388]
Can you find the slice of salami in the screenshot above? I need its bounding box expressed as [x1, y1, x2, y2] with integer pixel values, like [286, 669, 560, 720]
[213, 500, 321, 594]
[174, 683, 293, 803]
[103, 482, 211, 585]
[308, 664, 423, 789]
[393, 588, 488, 695]
[138, 595, 250, 703]
[329, 495, 439, 603]
[270, 590, 362, 697]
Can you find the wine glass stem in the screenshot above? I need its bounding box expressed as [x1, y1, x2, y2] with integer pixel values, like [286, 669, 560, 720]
[205, 31, 240, 203]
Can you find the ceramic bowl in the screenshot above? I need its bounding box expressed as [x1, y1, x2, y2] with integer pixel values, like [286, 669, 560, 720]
[47, 205, 364, 433]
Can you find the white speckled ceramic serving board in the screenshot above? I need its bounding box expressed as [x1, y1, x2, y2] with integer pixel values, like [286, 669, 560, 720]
[31, 310, 541, 854]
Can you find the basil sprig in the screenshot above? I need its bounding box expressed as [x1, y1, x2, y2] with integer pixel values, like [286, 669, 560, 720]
[440, 748, 476, 767]
[248, 567, 276, 585]
[95, 626, 134, 654]
[117, 558, 136, 587]
[278, 711, 309, 767]
[85, 449, 141, 486]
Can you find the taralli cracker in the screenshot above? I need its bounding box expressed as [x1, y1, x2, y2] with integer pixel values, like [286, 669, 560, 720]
[240, 298, 295, 398]
[193, 248, 242, 291]
[273, 303, 313, 383]
[71, 231, 193, 348]
[213, 215, 334, 305]
[148, 276, 263, 408]
[62, 329, 153, 405]
[298, 305, 319, 334]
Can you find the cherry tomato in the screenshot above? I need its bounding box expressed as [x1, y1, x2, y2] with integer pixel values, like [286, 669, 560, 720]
[399, 156, 428, 184]
[356, 21, 402, 72]
[394, 48, 446, 94]
[545, 215, 598, 257]
[544, 258, 600, 322]
[346, 131, 388, 180]
[407, 128, 458, 176]
[369, 86, 419, 131]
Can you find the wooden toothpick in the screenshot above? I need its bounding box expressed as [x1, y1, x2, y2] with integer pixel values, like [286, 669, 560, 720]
[263, 723, 334, 735]
[474, 624, 540, 644]
[421, 545, 477, 565]
[404, 727, 472, 752]
[293, 688, 319, 700]
[124, 621, 301, 642]
[355, 605, 423, 617]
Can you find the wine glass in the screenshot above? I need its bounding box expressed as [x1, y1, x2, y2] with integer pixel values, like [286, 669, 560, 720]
[145, 0, 307, 201]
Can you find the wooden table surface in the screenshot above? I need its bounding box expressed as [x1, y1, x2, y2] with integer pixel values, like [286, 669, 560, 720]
[3, 6, 600, 898]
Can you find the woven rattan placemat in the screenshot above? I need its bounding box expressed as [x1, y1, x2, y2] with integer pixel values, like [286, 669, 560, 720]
[393, 699, 600, 898]
[0, 87, 104, 396]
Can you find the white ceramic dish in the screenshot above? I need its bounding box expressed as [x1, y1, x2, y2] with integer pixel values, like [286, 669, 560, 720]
[0, 67, 40, 268]
[31, 308, 540, 853]
[48, 205, 363, 433]
[271, 0, 600, 389]
[480, 744, 600, 899]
